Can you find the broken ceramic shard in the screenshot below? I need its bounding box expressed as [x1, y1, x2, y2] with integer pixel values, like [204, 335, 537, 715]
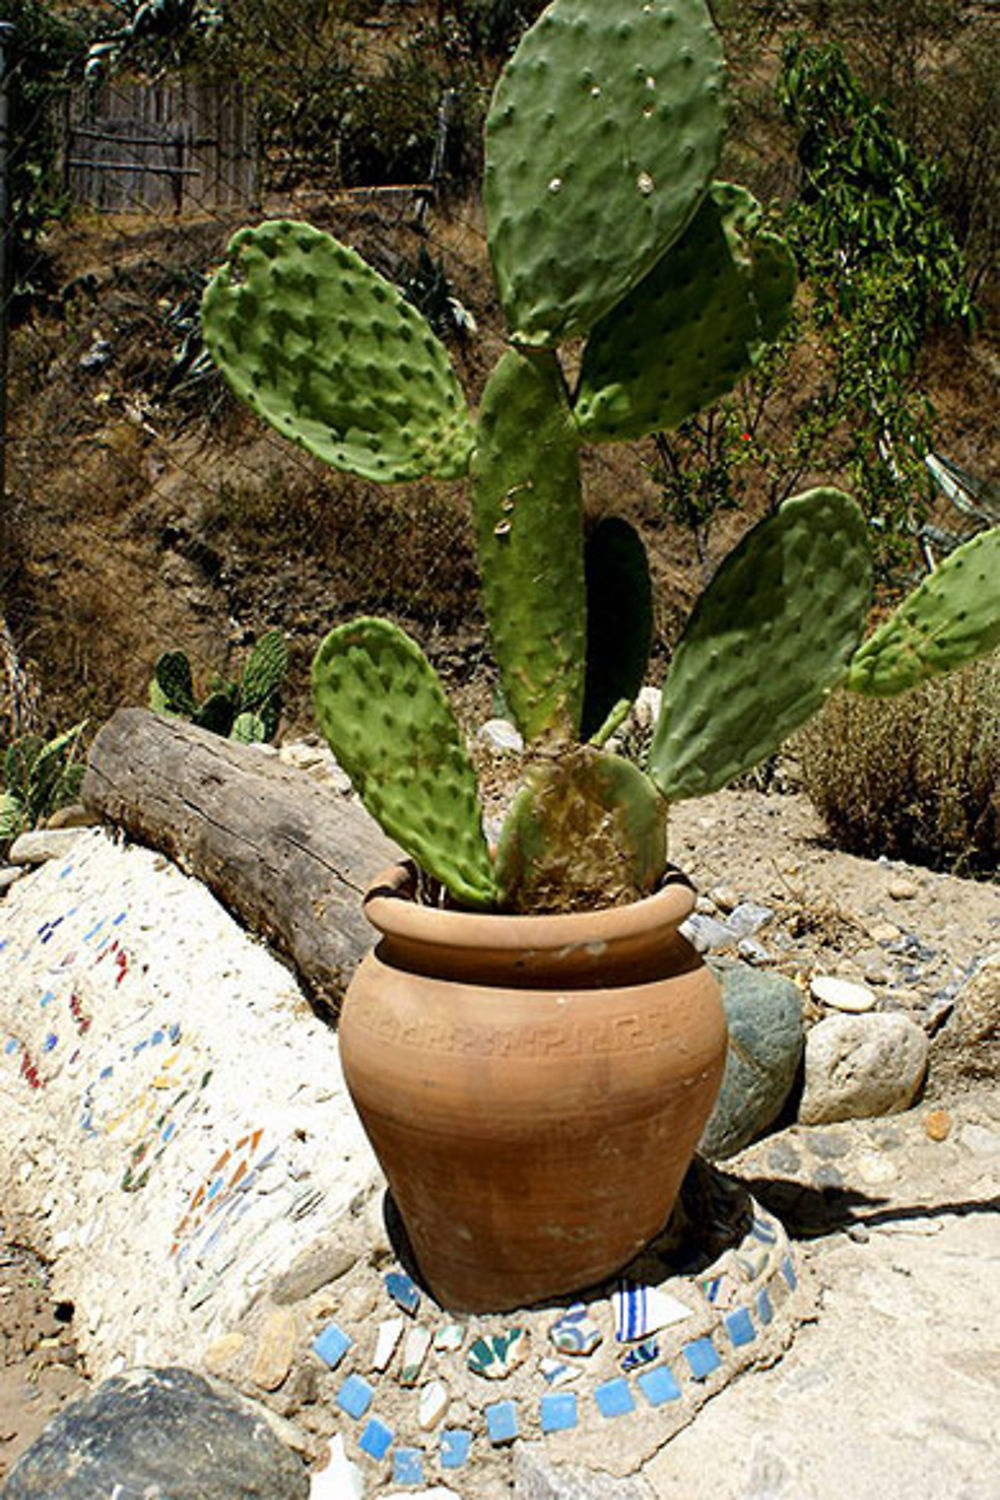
[467, 1328, 529, 1379]
[539, 1357, 580, 1388]
[548, 1302, 603, 1357]
[399, 1324, 432, 1387]
[418, 1379, 449, 1430]
[371, 1317, 404, 1372]
[613, 1283, 693, 1342]
[432, 1322, 466, 1353]
[620, 1337, 659, 1372]
[384, 1269, 421, 1316]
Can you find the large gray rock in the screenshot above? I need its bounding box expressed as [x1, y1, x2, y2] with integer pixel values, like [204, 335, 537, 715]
[800, 1012, 928, 1125]
[700, 963, 805, 1159]
[929, 950, 1000, 1095]
[0, 1367, 308, 1499]
[514, 1444, 655, 1500]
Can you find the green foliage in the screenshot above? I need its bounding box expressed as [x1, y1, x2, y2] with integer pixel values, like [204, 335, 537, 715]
[149, 632, 288, 742]
[0, 723, 87, 848]
[202, 0, 1000, 913]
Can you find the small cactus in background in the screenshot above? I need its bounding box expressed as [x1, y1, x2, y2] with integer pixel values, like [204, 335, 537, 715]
[0, 722, 87, 848]
[149, 631, 289, 745]
[202, 0, 999, 913]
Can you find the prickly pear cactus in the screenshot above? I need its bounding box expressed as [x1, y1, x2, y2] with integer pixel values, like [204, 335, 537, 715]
[241, 629, 289, 710]
[203, 221, 475, 482]
[844, 528, 1000, 696]
[471, 348, 586, 743]
[494, 748, 667, 913]
[152, 650, 197, 716]
[649, 490, 873, 801]
[312, 618, 497, 910]
[574, 184, 796, 443]
[484, 0, 726, 345]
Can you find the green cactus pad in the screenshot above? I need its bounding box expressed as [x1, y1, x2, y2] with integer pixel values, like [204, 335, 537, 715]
[153, 650, 196, 715]
[202, 221, 474, 482]
[241, 629, 288, 712]
[484, 0, 725, 346]
[471, 348, 586, 743]
[650, 489, 872, 801]
[844, 527, 1000, 696]
[312, 618, 497, 909]
[574, 183, 796, 442]
[231, 711, 268, 744]
[495, 747, 667, 912]
[581, 517, 654, 741]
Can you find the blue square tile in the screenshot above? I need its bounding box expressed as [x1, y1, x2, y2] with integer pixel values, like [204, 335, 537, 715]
[636, 1364, 682, 1407]
[337, 1373, 375, 1420]
[755, 1287, 774, 1325]
[725, 1307, 756, 1348]
[392, 1446, 423, 1484]
[683, 1337, 721, 1380]
[540, 1392, 578, 1433]
[782, 1254, 798, 1290]
[485, 1400, 519, 1445]
[440, 1428, 472, 1469]
[594, 1377, 636, 1419]
[312, 1321, 352, 1370]
[358, 1416, 393, 1460]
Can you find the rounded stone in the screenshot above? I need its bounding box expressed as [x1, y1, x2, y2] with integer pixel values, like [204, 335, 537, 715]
[800, 1013, 929, 1125]
[1, 1366, 309, 1499]
[810, 975, 877, 1013]
[924, 1108, 953, 1142]
[930, 950, 1000, 1093]
[700, 962, 805, 1159]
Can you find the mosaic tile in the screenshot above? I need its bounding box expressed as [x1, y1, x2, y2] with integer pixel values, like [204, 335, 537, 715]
[467, 1327, 528, 1379]
[701, 1272, 741, 1309]
[418, 1379, 449, 1430]
[540, 1357, 580, 1388]
[549, 1302, 603, 1357]
[614, 1283, 693, 1342]
[432, 1322, 465, 1353]
[400, 1325, 432, 1386]
[485, 1399, 519, 1445]
[781, 1254, 798, 1291]
[358, 1416, 393, 1461]
[440, 1428, 472, 1470]
[751, 1215, 778, 1244]
[735, 1246, 770, 1282]
[594, 1377, 636, 1419]
[755, 1287, 774, 1326]
[384, 1270, 421, 1316]
[683, 1337, 721, 1381]
[620, 1337, 659, 1373]
[337, 1373, 375, 1420]
[725, 1307, 756, 1348]
[393, 1447, 424, 1485]
[540, 1392, 578, 1434]
[312, 1321, 352, 1370]
[637, 1363, 682, 1407]
[372, 1317, 405, 1372]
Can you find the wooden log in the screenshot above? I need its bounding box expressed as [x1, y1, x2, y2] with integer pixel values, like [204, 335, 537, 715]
[82, 708, 400, 1017]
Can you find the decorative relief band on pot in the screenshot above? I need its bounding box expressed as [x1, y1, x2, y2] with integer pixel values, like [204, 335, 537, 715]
[349, 1003, 716, 1059]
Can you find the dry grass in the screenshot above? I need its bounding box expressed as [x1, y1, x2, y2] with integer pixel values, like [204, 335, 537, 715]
[796, 654, 1000, 876]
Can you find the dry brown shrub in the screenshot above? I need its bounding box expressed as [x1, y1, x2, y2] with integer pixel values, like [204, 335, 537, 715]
[796, 654, 1000, 877]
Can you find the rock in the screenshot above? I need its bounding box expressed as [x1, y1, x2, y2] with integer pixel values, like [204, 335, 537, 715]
[800, 1013, 929, 1125]
[924, 1109, 952, 1142]
[929, 951, 1000, 1093]
[1, 1366, 309, 1498]
[478, 718, 524, 754]
[680, 913, 738, 953]
[251, 1307, 298, 1391]
[513, 1444, 656, 1499]
[888, 878, 919, 900]
[725, 901, 774, 940]
[271, 1228, 362, 1305]
[810, 975, 877, 1013]
[44, 804, 99, 830]
[708, 884, 741, 914]
[203, 1331, 246, 1377]
[700, 964, 805, 1159]
[0, 865, 25, 891]
[631, 686, 662, 729]
[8, 828, 86, 864]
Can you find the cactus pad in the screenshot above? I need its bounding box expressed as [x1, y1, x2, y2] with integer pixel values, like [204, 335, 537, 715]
[581, 517, 654, 741]
[574, 184, 796, 442]
[241, 629, 288, 710]
[495, 747, 667, 912]
[471, 348, 586, 743]
[202, 221, 474, 482]
[153, 650, 196, 715]
[844, 527, 1000, 696]
[484, 0, 725, 346]
[312, 618, 497, 909]
[649, 489, 872, 801]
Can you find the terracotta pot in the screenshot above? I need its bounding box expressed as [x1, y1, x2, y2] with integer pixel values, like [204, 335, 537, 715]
[338, 861, 727, 1313]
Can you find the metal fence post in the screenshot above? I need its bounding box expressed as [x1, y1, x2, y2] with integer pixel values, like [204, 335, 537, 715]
[0, 22, 15, 536]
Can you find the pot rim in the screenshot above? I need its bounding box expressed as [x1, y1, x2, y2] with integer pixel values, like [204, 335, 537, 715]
[362, 859, 697, 955]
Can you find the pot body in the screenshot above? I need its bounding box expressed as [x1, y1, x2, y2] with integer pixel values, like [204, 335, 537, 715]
[339, 863, 727, 1313]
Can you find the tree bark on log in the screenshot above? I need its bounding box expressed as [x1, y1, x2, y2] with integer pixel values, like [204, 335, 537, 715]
[82, 708, 400, 1017]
